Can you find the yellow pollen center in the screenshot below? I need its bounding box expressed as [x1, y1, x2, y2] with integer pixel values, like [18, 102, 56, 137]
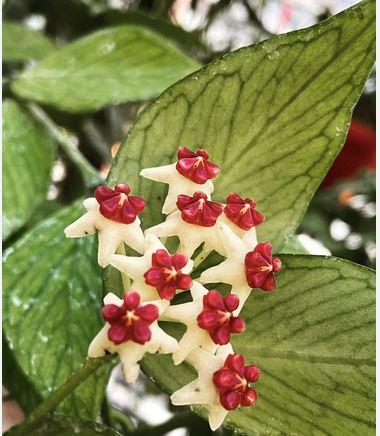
[235, 375, 247, 390]
[162, 267, 177, 280]
[193, 156, 203, 168]
[240, 204, 250, 214]
[258, 265, 272, 272]
[118, 193, 127, 208]
[124, 311, 138, 326]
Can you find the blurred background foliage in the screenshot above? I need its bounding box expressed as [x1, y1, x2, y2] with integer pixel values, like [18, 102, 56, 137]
[2, 0, 375, 434]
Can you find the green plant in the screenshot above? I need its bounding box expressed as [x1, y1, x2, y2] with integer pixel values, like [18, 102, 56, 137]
[3, 1, 375, 435]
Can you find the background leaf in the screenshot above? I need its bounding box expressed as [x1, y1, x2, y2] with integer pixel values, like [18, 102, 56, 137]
[11, 25, 200, 113]
[2, 21, 56, 62]
[3, 202, 111, 420]
[141, 255, 375, 434]
[3, 337, 42, 415]
[2, 100, 54, 240]
[108, 0, 375, 251]
[7, 415, 122, 435]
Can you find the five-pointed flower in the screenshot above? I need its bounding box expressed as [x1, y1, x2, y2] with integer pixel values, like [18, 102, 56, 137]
[109, 233, 193, 302]
[164, 282, 219, 364]
[88, 291, 177, 383]
[95, 184, 145, 224]
[171, 346, 259, 430]
[146, 192, 225, 257]
[197, 290, 245, 345]
[64, 187, 145, 267]
[220, 192, 264, 247]
[213, 353, 260, 410]
[200, 222, 281, 311]
[170, 344, 236, 430]
[140, 147, 219, 214]
[245, 242, 281, 291]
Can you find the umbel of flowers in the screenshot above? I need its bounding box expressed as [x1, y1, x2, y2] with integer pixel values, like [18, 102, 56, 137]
[65, 146, 281, 430]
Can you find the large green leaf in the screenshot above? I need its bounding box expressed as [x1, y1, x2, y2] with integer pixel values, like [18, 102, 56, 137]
[108, 0, 375, 251]
[3, 336, 42, 415]
[2, 21, 55, 62]
[2, 100, 54, 240]
[11, 25, 200, 113]
[3, 203, 110, 419]
[7, 415, 121, 435]
[141, 255, 375, 434]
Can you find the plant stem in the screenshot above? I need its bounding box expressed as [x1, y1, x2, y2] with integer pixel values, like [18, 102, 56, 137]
[131, 411, 194, 436]
[10, 356, 111, 435]
[116, 243, 131, 291]
[26, 103, 104, 188]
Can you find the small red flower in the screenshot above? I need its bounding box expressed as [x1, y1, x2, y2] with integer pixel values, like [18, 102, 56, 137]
[213, 354, 260, 410]
[95, 184, 145, 224]
[144, 249, 192, 300]
[245, 243, 281, 291]
[176, 146, 220, 184]
[224, 193, 265, 230]
[197, 290, 245, 344]
[102, 291, 158, 345]
[176, 191, 223, 227]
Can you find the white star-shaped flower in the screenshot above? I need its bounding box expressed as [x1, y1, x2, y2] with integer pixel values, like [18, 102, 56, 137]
[108, 233, 193, 302]
[146, 211, 225, 258]
[88, 292, 177, 383]
[219, 214, 258, 247]
[140, 163, 214, 215]
[171, 344, 234, 431]
[199, 222, 255, 313]
[64, 198, 145, 267]
[164, 281, 217, 364]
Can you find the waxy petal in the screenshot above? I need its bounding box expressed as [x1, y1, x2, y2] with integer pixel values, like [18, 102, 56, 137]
[95, 184, 145, 224]
[132, 319, 152, 344]
[177, 192, 223, 227]
[241, 387, 257, 406]
[176, 147, 220, 184]
[123, 291, 140, 310]
[244, 365, 260, 383]
[102, 304, 125, 322]
[108, 321, 129, 344]
[224, 192, 264, 230]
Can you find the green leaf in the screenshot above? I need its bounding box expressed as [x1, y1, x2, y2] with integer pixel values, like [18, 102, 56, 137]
[3, 336, 42, 415]
[107, 0, 375, 251]
[11, 25, 200, 113]
[7, 414, 122, 435]
[2, 21, 55, 61]
[3, 203, 110, 420]
[141, 255, 375, 434]
[2, 100, 54, 240]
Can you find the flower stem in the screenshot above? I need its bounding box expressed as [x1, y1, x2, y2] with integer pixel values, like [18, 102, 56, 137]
[26, 102, 104, 189]
[10, 356, 112, 435]
[116, 243, 131, 291]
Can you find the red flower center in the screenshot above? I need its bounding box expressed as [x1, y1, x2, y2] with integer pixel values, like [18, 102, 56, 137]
[245, 242, 281, 291]
[224, 192, 265, 230]
[176, 191, 223, 227]
[102, 291, 158, 345]
[143, 249, 192, 300]
[197, 290, 245, 344]
[95, 184, 145, 224]
[176, 146, 220, 184]
[213, 354, 260, 410]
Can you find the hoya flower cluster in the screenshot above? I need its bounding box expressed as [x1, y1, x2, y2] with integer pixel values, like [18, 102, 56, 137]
[65, 146, 281, 430]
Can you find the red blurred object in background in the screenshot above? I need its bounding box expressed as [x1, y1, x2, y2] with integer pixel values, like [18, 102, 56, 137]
[321, 120, 376, 188]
